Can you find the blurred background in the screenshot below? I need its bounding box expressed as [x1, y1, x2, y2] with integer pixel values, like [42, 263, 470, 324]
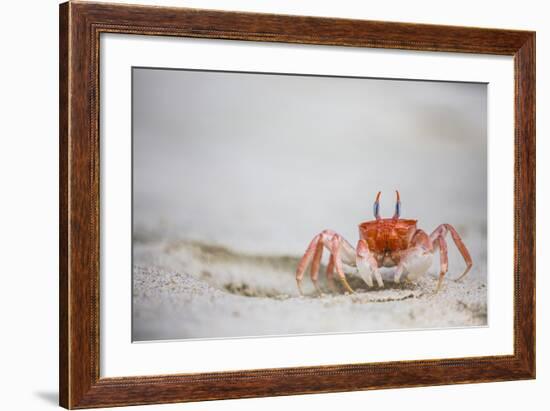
[133, 68, 486, 254]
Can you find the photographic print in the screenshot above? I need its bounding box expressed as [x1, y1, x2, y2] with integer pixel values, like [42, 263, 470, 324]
[132, 67, 487, 342]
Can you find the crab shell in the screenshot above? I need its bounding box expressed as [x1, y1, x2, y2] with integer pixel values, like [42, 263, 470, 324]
[359, 218, 418, 253]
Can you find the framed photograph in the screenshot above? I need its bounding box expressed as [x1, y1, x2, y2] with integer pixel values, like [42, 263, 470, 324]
[59, 1, 535, 408]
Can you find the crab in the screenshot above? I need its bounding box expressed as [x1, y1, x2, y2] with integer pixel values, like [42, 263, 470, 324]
[295, 191, 473, 295]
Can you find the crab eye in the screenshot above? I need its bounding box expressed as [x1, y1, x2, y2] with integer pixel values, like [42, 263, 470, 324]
[373, 191, 382, 219]
[393, 190, 401, 219]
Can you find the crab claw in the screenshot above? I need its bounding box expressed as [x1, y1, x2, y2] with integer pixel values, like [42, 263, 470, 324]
[356, 239, 384, 288]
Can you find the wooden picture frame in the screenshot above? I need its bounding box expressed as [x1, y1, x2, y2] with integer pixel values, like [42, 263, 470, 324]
[59, 1, 535, 408]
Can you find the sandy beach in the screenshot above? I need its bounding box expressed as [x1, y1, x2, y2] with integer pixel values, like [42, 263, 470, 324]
[132, 232, 487, 341]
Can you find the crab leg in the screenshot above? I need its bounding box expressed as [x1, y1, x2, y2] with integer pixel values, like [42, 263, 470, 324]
[356, 239, 383, 287]
[431, 224, 473, 282]
[411, 229, 433, 252]
[330, 235, 355, 294]
[325, 255, 338, 293]
[412, 226, 450, 291]
[434, 236, 449, 292]
[309, 241, 324, 295]
[393, 264, 405, 284]
[295, 234, 321, 296]
[296, 230, 356, 295]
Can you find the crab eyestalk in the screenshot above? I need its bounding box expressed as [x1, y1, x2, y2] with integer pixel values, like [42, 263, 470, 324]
[393, 190, 401, 219]
[373, 191, 382, 220]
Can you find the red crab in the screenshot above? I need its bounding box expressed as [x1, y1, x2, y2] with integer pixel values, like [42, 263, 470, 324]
[296, 191, 473, 295]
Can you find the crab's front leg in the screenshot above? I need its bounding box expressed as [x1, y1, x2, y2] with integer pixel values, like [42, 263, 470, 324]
[356, 239, 384, 288]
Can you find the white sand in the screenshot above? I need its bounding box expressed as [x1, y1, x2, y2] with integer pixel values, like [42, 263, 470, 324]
[132, 234, 487, 341]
